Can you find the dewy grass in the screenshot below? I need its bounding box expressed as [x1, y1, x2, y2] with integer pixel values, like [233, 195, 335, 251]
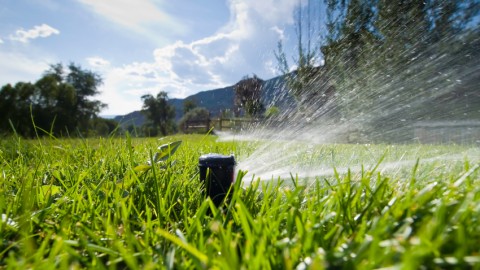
[0, 135, 479, 269]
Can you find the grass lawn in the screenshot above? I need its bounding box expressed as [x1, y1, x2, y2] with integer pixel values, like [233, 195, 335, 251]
[1, 134, 479, 269]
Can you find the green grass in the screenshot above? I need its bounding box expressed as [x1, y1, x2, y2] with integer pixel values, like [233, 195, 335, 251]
[1, 134, 479, 269]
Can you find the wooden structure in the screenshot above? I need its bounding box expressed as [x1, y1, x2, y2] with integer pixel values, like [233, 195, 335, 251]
[183, 119, 212, 133]
[183, 118, 261, 133]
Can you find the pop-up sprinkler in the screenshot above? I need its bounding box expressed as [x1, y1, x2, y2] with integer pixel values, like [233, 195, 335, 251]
[198, 154, 236, 206]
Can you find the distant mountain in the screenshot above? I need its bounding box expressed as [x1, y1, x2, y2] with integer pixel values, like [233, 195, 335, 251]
[113, 73, 292, 127]
[169, 85, 236, 122]
[113, 110, 145, 128]
[261, 73, 293, 109]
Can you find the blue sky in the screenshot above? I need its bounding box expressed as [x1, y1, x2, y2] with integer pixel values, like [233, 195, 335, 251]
[0, 0, 309, 115]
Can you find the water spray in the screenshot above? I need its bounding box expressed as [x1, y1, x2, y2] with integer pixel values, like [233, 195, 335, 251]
[198, 153, 236, 206]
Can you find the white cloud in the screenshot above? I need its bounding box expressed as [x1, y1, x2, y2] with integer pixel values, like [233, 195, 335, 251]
[97, 0, 301, 115]
[271, 26, 285, 41]
[77, 0, 186, 42]
[9, 24, 60, 43]
[87, 57, 110, 69]
[0, 38, 3, 44]
[264, 60, 278, 75]
[246, 0, 298, 24]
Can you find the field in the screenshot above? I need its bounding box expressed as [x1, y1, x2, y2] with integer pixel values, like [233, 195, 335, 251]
[1, 134, 479, 269]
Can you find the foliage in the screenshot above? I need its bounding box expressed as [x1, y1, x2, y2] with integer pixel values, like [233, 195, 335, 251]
[62, 63, 107, 131]
[0, 63, 107, 137]
[234, 75, 265, 118]
[0, 135, 479, 268]
[141, 91, 176, 136]
[183, 99, 198, 115]
[89, 117, 119, 137]
[178, 107, 210, 133]
[264, 106, 280, 119]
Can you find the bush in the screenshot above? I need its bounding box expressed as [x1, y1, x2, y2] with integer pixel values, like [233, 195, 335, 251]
[179, 107, 210, 133]
[264, 106, 280, 119]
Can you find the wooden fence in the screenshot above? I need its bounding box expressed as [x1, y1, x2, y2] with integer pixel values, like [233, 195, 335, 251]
[183, 119, 211, 133]
[183, 118, 261, 133]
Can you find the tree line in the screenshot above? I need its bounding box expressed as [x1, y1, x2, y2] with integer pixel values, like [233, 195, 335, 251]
[0, 61, 210, 138]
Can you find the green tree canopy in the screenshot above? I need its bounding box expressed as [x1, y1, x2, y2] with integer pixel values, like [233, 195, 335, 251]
[183, 99, 197, 115]
[141, 91, 176, 136]
[234, 75, 265, 117]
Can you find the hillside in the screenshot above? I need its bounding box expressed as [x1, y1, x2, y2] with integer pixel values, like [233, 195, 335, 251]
[169, 85, 236, 121]
[113, 110, 145, 128]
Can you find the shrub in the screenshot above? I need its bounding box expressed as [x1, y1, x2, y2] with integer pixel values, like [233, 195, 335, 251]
[179, 107, 210, 133]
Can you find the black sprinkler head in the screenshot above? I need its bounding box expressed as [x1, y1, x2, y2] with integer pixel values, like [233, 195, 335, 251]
[198, 153, 236, 206]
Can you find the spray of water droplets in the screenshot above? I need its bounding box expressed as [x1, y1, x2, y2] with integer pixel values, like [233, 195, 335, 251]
[219, 12, 480, 183]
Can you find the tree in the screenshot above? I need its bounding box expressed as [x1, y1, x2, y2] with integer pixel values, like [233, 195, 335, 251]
[321, 0, 379, 120]
[0, 62, 106, 137]
[0, 82, 35, 136]
[33, 73, 77, 135]
[183, 99, 197, 115]
[90, 117, 118, 137]
[141, 91, 176, 136]
[35, 63, 106, 136]
[275, 0, 322, 106]
[233, 75, 265, 117]
[274, 1, 337, 119]
[64, 63, 106, 131]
